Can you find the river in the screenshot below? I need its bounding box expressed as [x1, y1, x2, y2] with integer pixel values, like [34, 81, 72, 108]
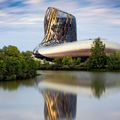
[0, 70, 120, 120]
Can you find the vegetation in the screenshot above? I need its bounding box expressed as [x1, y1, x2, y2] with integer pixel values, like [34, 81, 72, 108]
[39, 56, 83, 70]
[0, 45, 39, 81]
[107, 50, 120, 70]
[87, 38, 107, 70]
[53, 56, 81, 66]
[86, 38, 120, 71]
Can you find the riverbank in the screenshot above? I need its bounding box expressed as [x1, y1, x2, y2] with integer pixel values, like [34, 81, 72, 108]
[38, 64, 120, 72]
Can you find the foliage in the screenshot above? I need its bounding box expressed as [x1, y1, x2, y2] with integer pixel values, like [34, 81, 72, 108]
[62, 56, 73, 65]
[43, 59, 49, 65]
[74, 58, 81, 65]
[87, 38, 107, 69]
[53, 58, 62, 65]
[107, 51, 120, 70]
[0, 45, 38, 81]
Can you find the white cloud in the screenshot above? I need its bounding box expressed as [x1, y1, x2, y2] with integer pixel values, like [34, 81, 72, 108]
[25, 0, 43, 5]
[1, 15, 43, 25]
[0, 0, 4, 3]
[0, 11, 7, 17]
[71, 6, 120, 26]
[109, 18, 120, 25]
[35, 0, 80, 13]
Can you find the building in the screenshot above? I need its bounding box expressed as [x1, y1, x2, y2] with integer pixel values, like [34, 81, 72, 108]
[43, 7, 77, 46]
[33, 7, 120, 60]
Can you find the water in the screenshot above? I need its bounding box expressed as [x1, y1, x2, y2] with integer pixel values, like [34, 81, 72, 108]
[0, 71, 120, 120]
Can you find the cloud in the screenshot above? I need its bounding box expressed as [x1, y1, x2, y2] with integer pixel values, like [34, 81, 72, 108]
[0, 0, 120, 45]
[0, 11, 7, 16]
[109, 18, 120, 25]
[45, 0, 80, 11]
[87, 0, 120, 7]
[0, 0, 80, 25]
[0, 0, 4, 3]
[0, 0, 27, 9]
[11, 16, 43, 25]
[0, 0, 120, 26]
[71, 6, 120, 27]
[26, 0, 41, 5]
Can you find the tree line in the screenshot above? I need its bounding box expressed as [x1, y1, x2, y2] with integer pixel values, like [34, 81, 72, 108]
[0, 46, 40, 81]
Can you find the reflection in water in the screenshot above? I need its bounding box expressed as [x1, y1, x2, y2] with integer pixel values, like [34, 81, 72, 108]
[1, 71, 120, 120]
[90, 73, 106, 98]
[91, 79, 105, 98]
[41, 89, 77, 120]
[38, 71, 120, 99]
[0, 79, 35, 91]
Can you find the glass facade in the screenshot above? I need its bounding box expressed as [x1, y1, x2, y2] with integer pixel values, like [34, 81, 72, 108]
[41, 7, 77, 46]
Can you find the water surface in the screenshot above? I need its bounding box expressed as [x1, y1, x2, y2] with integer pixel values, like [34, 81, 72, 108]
[0, 71, 120, 120]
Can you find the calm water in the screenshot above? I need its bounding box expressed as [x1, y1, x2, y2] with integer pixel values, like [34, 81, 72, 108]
[0, 71, 120, 120]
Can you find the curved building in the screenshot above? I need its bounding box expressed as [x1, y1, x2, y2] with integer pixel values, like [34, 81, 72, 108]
[33, 7, 120, 60]
[41, 7, 76, 46]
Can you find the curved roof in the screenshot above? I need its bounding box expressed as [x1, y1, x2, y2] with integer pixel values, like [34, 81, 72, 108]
[38, 39, 120, 56]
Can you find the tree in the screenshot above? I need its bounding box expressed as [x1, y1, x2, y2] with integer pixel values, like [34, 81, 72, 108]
[54, 58, 62, 65]
[0, 60, 6, 80]
[107, 50, 120, 70]
[74, 58, 81, 65]
[88, 38, 107, 69]
[3, 45, 21, 58]
[22, 51, 32, 59]
[43, 59, 49, 65]
[0, 45, 38, 81]
[62, 56, 73, 65]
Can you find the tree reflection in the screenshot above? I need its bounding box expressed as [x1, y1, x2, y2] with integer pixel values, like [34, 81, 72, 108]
[91, 79, 105, 98]
[42, 89, 77, 120]
[0, 79, 35, 91]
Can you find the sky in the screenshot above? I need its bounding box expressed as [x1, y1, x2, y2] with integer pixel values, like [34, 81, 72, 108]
[0, 0, 120, 51]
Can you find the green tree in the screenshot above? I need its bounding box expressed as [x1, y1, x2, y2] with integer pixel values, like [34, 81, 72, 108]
[0, 45, 38, 81]
[107, 51, 120, 70]
[54, 58, 62, 65]
[22, 51, 32, 59]
[43, 59, 49, 65]
[3, 45, 21, 58]
[0, 60, 6, 80]
[62, 56, 73, 65]
[88, 38, 107, 69]
[74, 58, 81, 65]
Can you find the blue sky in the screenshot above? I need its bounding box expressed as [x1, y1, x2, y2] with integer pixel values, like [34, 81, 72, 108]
[0, 0, 120, 51]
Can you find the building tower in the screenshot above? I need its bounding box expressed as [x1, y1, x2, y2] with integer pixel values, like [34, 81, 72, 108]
[41, 7, 77, 46]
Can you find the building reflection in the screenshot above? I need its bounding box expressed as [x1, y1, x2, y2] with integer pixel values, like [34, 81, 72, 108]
[41, 89, 77, 120]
